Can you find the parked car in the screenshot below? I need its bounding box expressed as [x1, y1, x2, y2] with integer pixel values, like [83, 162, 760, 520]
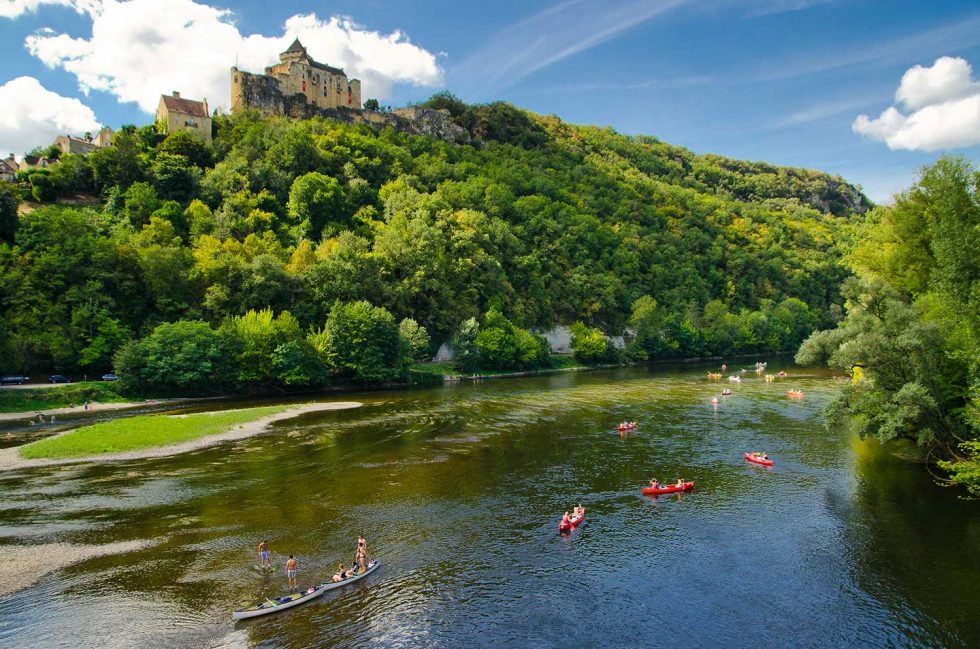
[101, 373, 119, 381]
[0, 375, 30, 385]
[48, 375, 71, 384]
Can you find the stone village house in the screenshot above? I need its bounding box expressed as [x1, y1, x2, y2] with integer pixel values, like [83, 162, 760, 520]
[155, 92, 212, 144]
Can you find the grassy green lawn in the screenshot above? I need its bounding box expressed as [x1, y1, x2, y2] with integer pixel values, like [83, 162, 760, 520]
[18, 405, 287, 460]
[0, 382, 128, 414]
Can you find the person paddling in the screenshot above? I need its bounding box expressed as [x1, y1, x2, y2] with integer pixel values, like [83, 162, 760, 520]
[285, 555, 298, 590]
[257, 540, 271, 570]
[649, 478, 660, 490]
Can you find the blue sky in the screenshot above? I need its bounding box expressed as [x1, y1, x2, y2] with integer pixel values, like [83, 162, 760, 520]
[2, 0, 979, 202]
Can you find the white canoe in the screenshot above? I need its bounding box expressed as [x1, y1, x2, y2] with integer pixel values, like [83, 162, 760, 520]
[233, 559, 381, 620]
[320, 559, 380, 592]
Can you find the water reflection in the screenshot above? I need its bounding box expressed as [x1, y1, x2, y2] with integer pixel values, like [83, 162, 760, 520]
[0, 363, 976, 648]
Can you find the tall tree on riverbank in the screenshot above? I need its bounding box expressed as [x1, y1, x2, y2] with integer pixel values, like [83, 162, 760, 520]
[796, 156, 980, 494]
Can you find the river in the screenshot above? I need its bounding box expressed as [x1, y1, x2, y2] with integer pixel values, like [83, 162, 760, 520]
[0, 363, 977, 648]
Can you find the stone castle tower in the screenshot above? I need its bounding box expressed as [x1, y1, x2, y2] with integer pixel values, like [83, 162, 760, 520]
[231, 39, 361, 115]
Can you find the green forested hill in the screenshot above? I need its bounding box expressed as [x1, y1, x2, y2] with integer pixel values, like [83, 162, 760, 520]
[0, 97, 869, 386]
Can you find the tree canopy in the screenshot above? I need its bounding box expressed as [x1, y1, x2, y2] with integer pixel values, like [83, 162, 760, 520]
[796, 157, 979, 495]
[1, 96, 869, 385]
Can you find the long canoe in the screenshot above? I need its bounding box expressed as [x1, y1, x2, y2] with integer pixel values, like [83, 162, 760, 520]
[233, 559, 381, 620]
[642, 481, 694, 495]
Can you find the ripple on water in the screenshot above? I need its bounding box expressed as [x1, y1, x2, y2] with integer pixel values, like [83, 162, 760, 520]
[0, 366, 973, 648]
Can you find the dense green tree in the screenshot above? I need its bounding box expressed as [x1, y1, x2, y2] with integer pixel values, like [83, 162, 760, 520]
[287, 171, 345, 239]
[569, 321, 619, 364]
[89, 129, 146, 192]
[158, 130, 213, 169]
[223, 308, 303, 386]
[152, 152, 200, 203]
[124, 182, 161, 228]
[0, 181, 17, 244]
[450, 317, 480, 372]
[399, 318, 431, 362]
[317, 301, 403, 382]
[114, 320, 229, 395]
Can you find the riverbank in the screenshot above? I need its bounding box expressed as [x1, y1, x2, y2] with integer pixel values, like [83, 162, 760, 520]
[0, 401, 361, 470]
[0, 382, 128, 415]
[0, 398, 183, 423]
[0, 540, 154, 598]
[412, 351, 787, 382]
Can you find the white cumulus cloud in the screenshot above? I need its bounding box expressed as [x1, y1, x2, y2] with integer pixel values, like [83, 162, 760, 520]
[0, 76, 101, 158]
[24, 0, 443, 114]
[0, 0, 99, 18]
[853, 56, 980, 151]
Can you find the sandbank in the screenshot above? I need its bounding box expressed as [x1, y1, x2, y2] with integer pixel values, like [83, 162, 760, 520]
[0, 402, 360, 471]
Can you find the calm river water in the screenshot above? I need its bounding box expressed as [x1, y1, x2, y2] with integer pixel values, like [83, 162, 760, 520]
[0, 363, 977, 648]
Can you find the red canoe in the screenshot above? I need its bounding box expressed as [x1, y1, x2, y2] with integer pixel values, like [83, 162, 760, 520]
[558, 509, 586, 532]
[744, 452, 774, 466]
[642, 481, 694, 495]
[617, 424, 637, 431]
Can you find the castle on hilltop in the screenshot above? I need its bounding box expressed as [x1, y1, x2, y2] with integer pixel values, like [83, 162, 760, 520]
[231, 39, 361, 115]
[229, 39, 469, 144]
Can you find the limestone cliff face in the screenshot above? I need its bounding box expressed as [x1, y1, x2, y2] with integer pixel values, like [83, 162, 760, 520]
[233, 70, 469, 143]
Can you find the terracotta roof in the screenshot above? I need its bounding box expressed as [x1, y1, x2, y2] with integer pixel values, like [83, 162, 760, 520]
[160, 94, 209, 118]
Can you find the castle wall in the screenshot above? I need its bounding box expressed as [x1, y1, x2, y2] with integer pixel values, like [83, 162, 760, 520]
[231, 67, 465, 143]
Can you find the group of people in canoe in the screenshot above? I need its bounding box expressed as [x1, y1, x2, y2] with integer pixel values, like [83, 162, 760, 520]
[256, 535, 370, 591]
[618, 421, 638, 431]
[648, 477, 688, 490]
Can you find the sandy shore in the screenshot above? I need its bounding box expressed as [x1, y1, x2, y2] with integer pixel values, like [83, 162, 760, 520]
[0, 402, 361, 472]
[0, 540, 153, 597]
[0, 400, 169, 422]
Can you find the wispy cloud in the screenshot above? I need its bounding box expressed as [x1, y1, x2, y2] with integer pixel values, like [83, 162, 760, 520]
[527, 75, 712, 95]
[741, 0, 836, 17]
[769, 94, 886, 129]
[748, 13, 980, 83]
[451, 0, 690, 97]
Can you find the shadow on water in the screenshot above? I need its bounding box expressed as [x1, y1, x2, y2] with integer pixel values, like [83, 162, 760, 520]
[0, 362, 977, 648]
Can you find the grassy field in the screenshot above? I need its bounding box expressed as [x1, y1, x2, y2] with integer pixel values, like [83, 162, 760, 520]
[18, 405, 287, 459]
[0, 382, 127, 414]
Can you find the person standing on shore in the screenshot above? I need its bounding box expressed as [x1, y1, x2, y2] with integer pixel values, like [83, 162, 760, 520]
[257, 540, 271, 570]
[285, 555, 298, 590]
